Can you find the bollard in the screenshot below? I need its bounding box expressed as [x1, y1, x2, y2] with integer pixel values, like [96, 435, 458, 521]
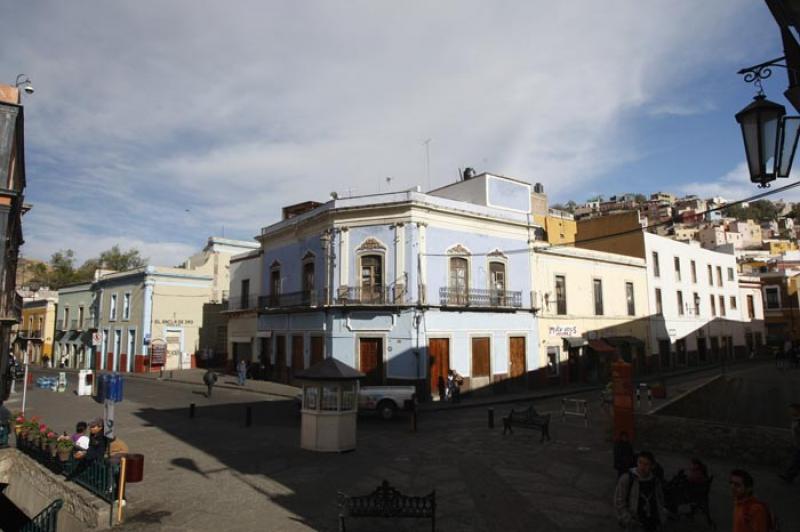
[488, 408, 494, 429]
[189, 403, 195, 419]
[245, 406, 252, 427]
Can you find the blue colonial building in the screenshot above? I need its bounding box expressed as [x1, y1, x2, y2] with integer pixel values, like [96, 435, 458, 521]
[243, 172, 544, 398]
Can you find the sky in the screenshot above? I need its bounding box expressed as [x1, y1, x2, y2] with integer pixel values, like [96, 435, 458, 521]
[0, 1, 794, 266]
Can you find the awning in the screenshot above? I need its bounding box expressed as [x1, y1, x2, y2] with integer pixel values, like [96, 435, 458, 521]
[563, 336, 588, 348]
[588, 339, 616, 352]
[606, 336, 645, 348]
[255, 331, 272, 338]
[230, 336, 252, 343]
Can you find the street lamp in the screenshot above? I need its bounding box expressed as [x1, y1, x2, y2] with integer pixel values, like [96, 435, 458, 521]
[14, 74, 34, 95]
[735, 94, 800, 187]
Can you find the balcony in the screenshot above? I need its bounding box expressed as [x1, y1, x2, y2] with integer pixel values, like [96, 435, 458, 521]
[227, 295, 258, 311]
[258, 290, 326, 309]
[336, 286, 406, 305]
[439, 287, 522, 308]
[0, 292, 22, 323]
[23, 329, 43, 339]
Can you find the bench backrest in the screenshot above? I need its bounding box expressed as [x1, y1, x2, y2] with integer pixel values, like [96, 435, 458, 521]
[510, 405, 545, 421]
[339, 480, 435, 518]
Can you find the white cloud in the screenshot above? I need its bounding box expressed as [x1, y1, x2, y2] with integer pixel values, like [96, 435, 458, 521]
[0, 0, 763, 262]
[681, 162, 800, 204]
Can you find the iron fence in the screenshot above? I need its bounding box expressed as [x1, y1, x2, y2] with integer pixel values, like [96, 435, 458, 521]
[438, 287, 522, 308]
[16, 435, 118, 503]
[20, 498, 63, 532]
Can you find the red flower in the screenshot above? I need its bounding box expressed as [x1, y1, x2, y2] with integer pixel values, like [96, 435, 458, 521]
[39, 424, 47, 431]
[46, 431, 56, 439]
[15, 416, 24, 423]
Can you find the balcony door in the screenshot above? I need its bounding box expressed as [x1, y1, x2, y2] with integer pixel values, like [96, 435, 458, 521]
[489, 261, 506, 306]
[302, 261, 315, 304]
[360, 255, 383, 303]
[359, 337, 383, 385]
[449, 257, 469, 305]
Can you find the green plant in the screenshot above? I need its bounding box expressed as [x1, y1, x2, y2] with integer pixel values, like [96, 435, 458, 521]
[56, 438, 74, 452]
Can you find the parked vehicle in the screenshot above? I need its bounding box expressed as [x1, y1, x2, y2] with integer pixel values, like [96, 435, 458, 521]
[295, 385, 416, 420]
[358, 386, 416, 420]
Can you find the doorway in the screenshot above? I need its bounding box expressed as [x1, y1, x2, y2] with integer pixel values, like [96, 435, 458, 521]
[428, 338, 450, 400]
[359, 337, 384, 385]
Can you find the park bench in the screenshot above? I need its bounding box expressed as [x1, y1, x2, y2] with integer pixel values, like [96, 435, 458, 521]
[337, 479, 436, 532]
[501, 404, 551, 442]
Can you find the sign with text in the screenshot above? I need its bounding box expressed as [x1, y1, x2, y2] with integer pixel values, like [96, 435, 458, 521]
[548, 325, 578, 337]
[103, 400, 115, 439]
[150, 340, 167, 366]
[154, 319, 194, 326]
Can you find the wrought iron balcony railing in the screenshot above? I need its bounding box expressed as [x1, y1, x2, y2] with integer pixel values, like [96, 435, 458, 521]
[258, 290, 326, 309]
[439, 287, 522, 308]
[227, 296, 257, 311]
[336, 286, 406, 305]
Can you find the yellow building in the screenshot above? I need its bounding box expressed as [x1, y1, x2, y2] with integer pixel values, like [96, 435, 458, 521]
[766, 239, 798, 255]
[14, 297, 57, 365]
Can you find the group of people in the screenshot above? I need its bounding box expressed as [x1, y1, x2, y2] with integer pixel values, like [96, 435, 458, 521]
[436, 370, 463, 402]
[613, 435, 781, 531]
[201, 360, 263, 398]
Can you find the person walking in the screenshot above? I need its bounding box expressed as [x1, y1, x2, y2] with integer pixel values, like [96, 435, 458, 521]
[614, 450, 667, 531]
[779, 403, 800, 484]
[730, 469, 772, 532]
[237, 359, 247, 386]
[203, 368, 217, 398]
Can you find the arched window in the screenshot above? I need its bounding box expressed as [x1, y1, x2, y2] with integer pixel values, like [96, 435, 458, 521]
[449, 257, 469, 305]
[360, 255, 383, 303]
[302, 261, 315, 304]
[489, 261, 506, 306]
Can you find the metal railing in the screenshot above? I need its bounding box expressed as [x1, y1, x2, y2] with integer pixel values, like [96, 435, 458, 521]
[16, 435, 118, 503]
[258, 290, 326, 309]
[20, 499, 64, 532]
[227, 296, 257, 311]
[25, 329, 43, 339]
[439, 287, 522, 308]
[336, 286, 406, 305]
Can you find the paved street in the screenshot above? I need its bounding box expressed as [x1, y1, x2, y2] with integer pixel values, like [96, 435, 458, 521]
[5, 366, 799, 531]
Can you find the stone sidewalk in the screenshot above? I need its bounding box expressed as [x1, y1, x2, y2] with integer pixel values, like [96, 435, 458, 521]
[8, 364, 797, 531]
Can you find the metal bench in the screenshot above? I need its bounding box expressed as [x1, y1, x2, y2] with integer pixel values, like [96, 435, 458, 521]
[561, 397, 589, 427]
[337, 480, 435, 532]
[501, 404, 551, 442]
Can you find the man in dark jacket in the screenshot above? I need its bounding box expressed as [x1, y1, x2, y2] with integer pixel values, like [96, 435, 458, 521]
[67, 418, 107, 480]
[615, 451, 667, 531]
[203, 369, 217, 398]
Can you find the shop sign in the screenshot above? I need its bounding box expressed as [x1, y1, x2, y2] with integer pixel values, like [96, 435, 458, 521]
[549, 325, 578, 337]
[150, 339, 167, 365]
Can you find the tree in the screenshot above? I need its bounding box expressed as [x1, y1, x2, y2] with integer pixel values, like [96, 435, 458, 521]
[47, 249, 78, 289]
[98, 245, 147, 271]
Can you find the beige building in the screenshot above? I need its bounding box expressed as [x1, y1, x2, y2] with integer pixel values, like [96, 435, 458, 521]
[728, 220, 763, 249]
[533, 245, 649, 384]
[224, 248, 264, 369]
[698, 225, 743, 250]
[93, 237, 259, 372]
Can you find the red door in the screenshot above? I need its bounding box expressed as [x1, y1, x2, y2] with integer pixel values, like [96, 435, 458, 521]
[291, 335, 305, 372]
[310, 336, 324, 367]
[359, 338, 383, 385]
[275, 336, 287, 383]
[428, 338, 450, 400]
[509, 337, 526, 379]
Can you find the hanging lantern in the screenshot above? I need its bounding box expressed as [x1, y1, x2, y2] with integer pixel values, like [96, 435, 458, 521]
[735, 95, 786, 186]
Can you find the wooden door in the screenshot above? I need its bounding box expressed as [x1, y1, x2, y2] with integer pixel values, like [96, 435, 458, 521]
[359, 338, 383, 385]
[509, 336, 526, 378]
[310, 336, 324, 366]
[428, 338, 450, 399]
[275, 335, 287, 382]
[471, 337, 490, 378]
[291, 335, 305, 373]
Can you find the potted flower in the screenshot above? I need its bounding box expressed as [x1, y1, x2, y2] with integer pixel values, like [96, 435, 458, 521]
[55, 438, 74, 461]
[13, 414, 25, 436]
[38, 425, 49, 450]
[45, 431, 58, 456]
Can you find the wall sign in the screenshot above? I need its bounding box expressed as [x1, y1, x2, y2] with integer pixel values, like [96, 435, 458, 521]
[154, 319, 194, 326]
[150, 339, 167, 365]
[549, 325, 578, 337]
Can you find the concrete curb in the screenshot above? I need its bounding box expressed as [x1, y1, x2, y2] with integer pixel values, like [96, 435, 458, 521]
[33, 368, 300, 400]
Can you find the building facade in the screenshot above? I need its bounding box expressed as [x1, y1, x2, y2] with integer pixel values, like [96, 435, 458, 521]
[251, 173, 542, 397]
[532, 246, 649, 383]
[0, 85, 27, 400]
[757, 270, 800, 347]
[54, 282, 96, 369]
[225, 248, 263, 370]
[15, 297, 57, 366]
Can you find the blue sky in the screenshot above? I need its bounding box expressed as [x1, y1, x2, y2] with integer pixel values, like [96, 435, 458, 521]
[0, 1, 793, 265]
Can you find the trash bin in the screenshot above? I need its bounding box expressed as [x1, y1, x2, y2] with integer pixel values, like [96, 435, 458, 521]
[123, 453, 144, 483]
[78, 370, 93, 396]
